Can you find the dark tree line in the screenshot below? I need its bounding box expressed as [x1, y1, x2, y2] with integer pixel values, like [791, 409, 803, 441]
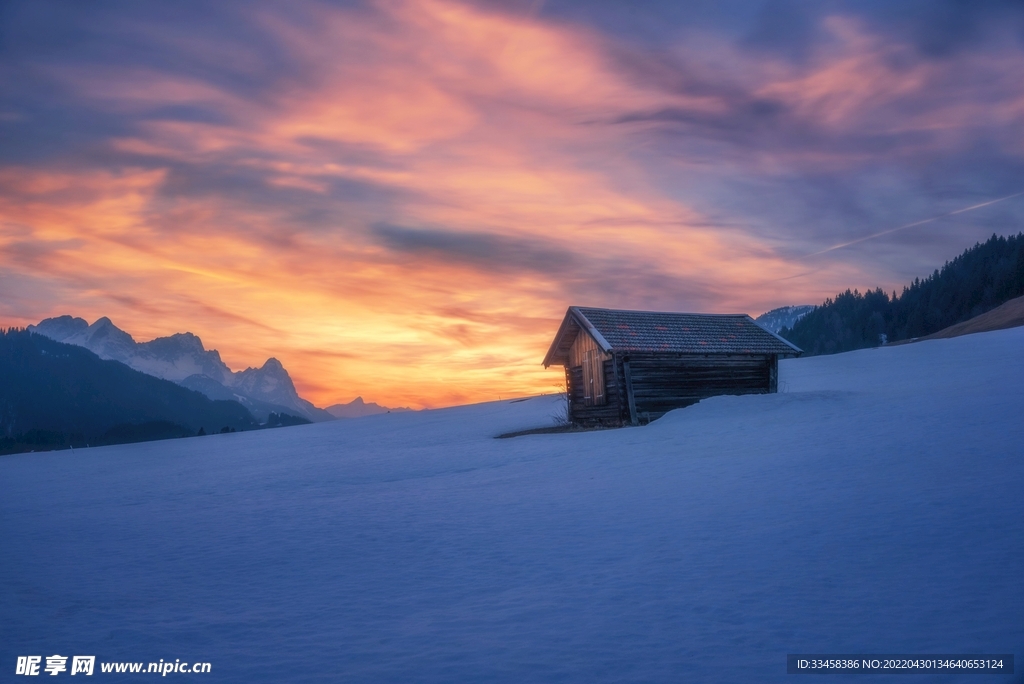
[780, 233, 1024, 355]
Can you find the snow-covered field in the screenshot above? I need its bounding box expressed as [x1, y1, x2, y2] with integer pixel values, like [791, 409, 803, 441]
[2, 328, 1023, 682]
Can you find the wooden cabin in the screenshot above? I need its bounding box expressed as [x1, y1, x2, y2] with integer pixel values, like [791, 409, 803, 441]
[543, 306, 803, 426]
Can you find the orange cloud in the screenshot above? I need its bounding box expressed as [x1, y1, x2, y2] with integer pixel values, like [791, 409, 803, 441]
[2, 0, 1008, 408]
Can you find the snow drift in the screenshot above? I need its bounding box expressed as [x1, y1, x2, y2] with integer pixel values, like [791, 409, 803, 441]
[2, 327, 1022, 683]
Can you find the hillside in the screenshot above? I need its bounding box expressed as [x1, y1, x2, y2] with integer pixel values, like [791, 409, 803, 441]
[2, 326, 1021, 682]
[781, 232, 1024, 354]
[905, 292, 1024, 342]
[0, 329, 259, 454]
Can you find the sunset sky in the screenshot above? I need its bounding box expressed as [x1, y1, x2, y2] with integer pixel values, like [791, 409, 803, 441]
[2, 0, 1024, 408]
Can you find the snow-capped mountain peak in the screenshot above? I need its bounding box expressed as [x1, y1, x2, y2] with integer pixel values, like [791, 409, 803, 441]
[754, 305, 815, 334]
[28, 315, 89, 341]
[231, 358, 297, 404]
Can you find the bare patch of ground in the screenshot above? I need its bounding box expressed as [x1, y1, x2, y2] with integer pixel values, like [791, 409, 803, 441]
[495, 424, 622, 439]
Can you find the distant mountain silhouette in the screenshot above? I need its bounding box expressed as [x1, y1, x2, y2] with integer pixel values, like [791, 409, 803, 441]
[325, 396, 412, 418]
[0, 329, 269, 455]
[29, 316, 333, 422]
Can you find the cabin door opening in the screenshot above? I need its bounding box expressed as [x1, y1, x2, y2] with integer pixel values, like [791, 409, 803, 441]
[581, 349, 606, 406]
[569, 330, 606, 407]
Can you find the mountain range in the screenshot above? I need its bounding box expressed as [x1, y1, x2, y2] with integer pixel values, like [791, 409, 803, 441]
[1, 329, 260, 454]
[29, 316, 333, 423]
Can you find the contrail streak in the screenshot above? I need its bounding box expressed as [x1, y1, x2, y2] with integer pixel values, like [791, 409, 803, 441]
[804, 190, 1024, 258]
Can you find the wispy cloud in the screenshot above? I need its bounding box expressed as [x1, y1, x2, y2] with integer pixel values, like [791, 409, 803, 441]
[2, 0, 1023, 406]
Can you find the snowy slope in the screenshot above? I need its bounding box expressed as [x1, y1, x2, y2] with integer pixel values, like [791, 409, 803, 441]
[2, 328, 1023, 683]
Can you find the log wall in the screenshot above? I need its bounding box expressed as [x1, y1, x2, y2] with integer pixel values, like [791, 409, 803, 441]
[626, 353, 773, 420]
[567, 352, 777, 425]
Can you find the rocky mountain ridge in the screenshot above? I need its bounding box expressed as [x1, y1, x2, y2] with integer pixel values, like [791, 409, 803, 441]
[29, 316, 332, 422]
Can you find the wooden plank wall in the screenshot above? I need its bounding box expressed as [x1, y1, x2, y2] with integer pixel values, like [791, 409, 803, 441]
[567, 352, 776, 426]
[568, 331, 607, 405]
[568, 330, 600, 367]
[568, 359, 625, 425]
[626, 353, 772, 419]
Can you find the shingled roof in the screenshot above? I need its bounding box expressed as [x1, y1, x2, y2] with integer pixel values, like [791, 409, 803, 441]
[543, 306, 802, 367]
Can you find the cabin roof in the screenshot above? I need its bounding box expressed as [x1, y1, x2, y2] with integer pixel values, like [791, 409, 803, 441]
[543, 306, 802, 367]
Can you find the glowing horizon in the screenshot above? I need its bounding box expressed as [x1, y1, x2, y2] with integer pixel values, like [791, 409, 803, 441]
[3, 0, 1024, 408]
